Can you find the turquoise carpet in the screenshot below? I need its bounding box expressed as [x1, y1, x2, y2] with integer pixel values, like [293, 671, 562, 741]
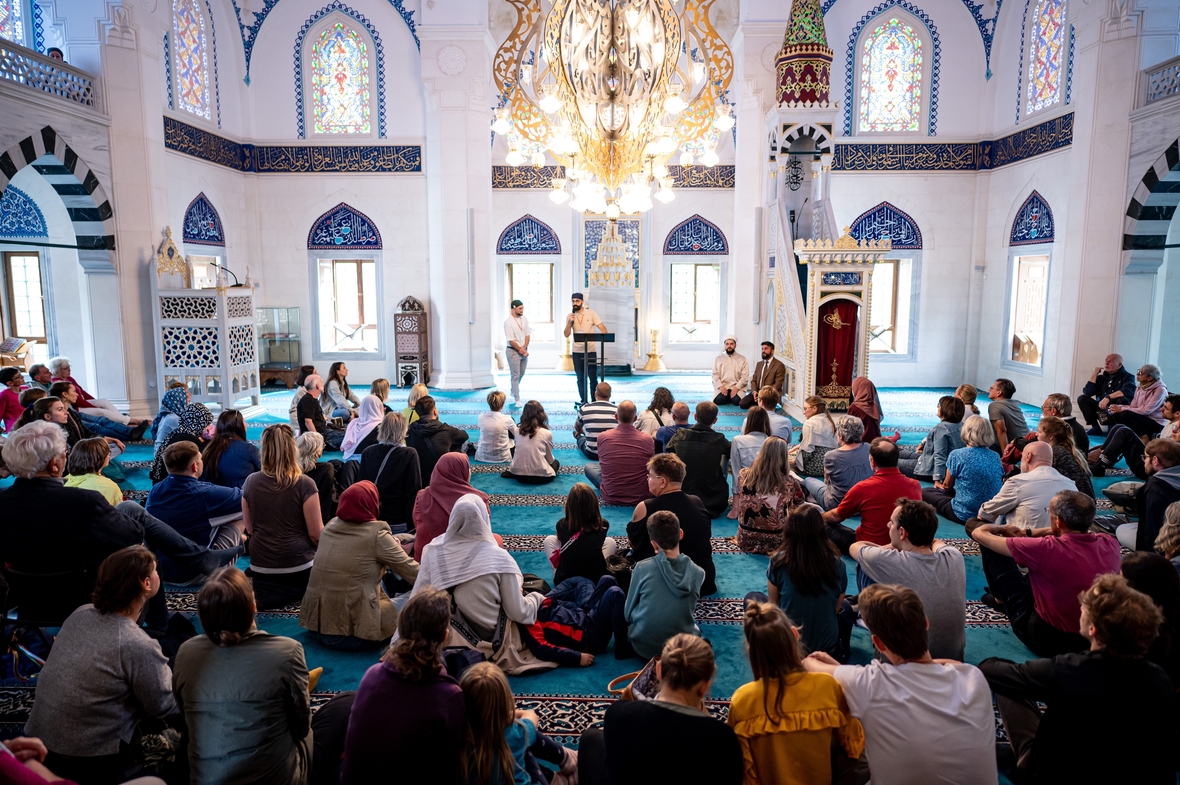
[1, 375, 1131, 762]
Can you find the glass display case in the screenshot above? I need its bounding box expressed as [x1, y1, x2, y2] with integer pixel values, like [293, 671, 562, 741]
[257, 307, 301, 370]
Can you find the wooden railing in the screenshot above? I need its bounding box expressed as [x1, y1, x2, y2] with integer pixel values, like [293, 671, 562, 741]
[1140, 54, 1180, 108]
[0, 39, 98, 109]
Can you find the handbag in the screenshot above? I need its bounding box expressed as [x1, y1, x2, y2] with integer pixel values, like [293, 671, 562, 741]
[442, 647, 486, 681]
[605, 550, 635, 593]
[521, 573, 552, 595]
[607, 656, 660, 701]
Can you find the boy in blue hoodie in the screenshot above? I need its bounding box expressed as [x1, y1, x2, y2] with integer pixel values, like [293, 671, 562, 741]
[624, 510, 705, 659]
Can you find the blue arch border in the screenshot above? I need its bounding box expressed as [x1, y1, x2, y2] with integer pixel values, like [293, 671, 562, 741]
[497, 214, 562, 255]
[663, 214, 729, 255]
[850, 202, 923, 248]
[1009, 190, 1055, 246]
[182, 192, 226, 246]
[294, 1, 387, 139]
[843, 0, 942, 137]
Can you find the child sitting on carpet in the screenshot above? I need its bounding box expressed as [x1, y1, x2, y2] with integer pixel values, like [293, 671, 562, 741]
[518, 575, 634, 666]
[460, 662, 577, 785]
[624, 510, 705, 659]
[476, 390, 516, 463]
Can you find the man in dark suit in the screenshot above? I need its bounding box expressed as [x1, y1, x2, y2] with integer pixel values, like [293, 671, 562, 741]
[0, 421, 237, 623]
[740, 341, 786, 409]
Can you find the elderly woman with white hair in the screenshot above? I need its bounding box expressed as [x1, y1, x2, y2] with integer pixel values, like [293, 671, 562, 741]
[1108, 363, 1169, 440]
[47, 356, 142, 428]
[921, 415, 1004, 524]
[800, 415, 873, 511]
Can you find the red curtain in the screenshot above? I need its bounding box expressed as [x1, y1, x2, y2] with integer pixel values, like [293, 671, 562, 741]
[816, 299, 859, 393]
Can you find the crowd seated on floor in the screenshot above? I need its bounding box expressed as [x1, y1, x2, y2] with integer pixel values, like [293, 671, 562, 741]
[3, 361, 1180, 785]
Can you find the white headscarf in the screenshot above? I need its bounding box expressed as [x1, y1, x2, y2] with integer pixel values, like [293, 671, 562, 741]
[341, 394, 386, 460]
[412, 494, 519, 594]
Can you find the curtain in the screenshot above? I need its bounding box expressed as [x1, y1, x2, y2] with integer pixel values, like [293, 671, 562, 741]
[816, 299, 859, 397]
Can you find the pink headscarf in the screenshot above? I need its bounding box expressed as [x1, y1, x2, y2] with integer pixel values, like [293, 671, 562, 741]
[411, 453, 490, 558]
[851, 377, 883, 422]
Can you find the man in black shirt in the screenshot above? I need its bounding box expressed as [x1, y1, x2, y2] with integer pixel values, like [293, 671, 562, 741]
[980, 573, 1175, 784]
[627, 453, 716, 596]
[297, 375, 345, 451]
[1077, 353, 1137, 436]
[405, 395, 468, 485]
[666, 401, 731, 518]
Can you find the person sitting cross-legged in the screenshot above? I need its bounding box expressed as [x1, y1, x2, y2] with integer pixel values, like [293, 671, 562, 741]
[63, 436, 123, 507]
[801, 415, 872, 512]
[636, 387, 674, 437]
[791, 395, 839, 478]
[501, 400, 559, 485]
[544, 483, 617, 587]
[666, 400, 732, 518]
[573, 382, 617, 459]
[802, 584, 998, 785]
[966, 441, 1076, 533]
[728, 407, 771, 517]
[1117, 437, 1180, 552]
[971, 489, 1121, 657]
[920, 415, 1003, 524]
[849, 499, 966, 661]
[712, 335, 748, 407]
[297, 374, 348, 451]
[731, 437, 804, 554]
[987, 378, 1031, 456]
[1106, 363, 1168, 441]
[474, 390, 516, 463]
[411, 452, 490, 559]
[653, 400, 690, 453]
[727, 602, 867, 785]
[1077, 353, 1137, 436]
[585, 400, 654, 506]
[821, 439, 922, 569]
[146, 441, 244, 577]
[756, 386, 794, 442]
[739, 341, 786, 409]
[359, 412, 422, 531]
[624, 510, 706, 660]
[26, 547, 180, 785]
[1037, 415, 1094, 498]
[406, 395, 469, 485]
[897, 395, 964, 482]
[979, 573, 1177, 784]
[628, 453, 717, 596]
[1041, 392, 1089, 454]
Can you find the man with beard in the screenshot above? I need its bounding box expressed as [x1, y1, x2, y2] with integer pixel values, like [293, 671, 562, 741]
[564, 292, 607, 405]
[740, 341, 786, 409]
[711, 335, 748, 407]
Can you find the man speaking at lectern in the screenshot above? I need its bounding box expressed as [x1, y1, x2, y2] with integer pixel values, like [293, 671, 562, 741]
[564, 292, 607, 404]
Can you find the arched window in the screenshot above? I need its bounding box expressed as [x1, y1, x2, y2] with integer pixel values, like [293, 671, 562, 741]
[858, 17, 922, 133]
[1024, 0, 1066, 116]
[173, 0, 214, 121]
[310, 21, 370, 135]
[0, 0, 25, 45]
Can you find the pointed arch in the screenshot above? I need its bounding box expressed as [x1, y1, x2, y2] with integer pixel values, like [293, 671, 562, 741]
[0, 126, 115, 265]
[307, 203, 382, 249]
[850, 202, 923, 248]
[1123, 137, 1179, 256]
[172, 0, 219, 125]
[497, 215, 561, 254]
[1010, 190, 1054, 246]
[664, 215, 729, 255]
[295, 1, 386, 139]
[182, 192, 225, 246]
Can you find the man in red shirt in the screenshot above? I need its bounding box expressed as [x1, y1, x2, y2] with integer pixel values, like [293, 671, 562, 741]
[823, 439, 922, 556]
[586, 400, 655, 506]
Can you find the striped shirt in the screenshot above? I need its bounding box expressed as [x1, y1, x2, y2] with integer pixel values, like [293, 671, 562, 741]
[576, 401, 617, 457]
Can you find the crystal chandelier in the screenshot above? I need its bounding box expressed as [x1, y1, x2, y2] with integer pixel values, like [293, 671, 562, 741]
[492, 0, 734, 216]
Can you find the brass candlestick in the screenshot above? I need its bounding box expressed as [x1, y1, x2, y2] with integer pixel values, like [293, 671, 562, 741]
[556, 333, 574, 371]
[643, 329, 666, 372]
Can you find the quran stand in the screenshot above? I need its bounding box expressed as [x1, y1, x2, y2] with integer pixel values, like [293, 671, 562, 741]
[573, 332, 615, 400]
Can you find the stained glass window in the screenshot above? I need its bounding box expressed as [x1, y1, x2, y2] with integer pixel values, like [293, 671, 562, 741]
[858, 18, 922, 133]
[669, 263, 720, 343]
[1026, 0, 1065, 115]
[311, 22, 370, 135]
[0, 0, 24, 44]
[173, 0, 210, 120]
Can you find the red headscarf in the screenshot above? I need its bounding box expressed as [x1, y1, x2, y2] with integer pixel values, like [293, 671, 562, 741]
[411, 453, 489, 557]
[337, 480, 381, 522]
[851, 377, 883, 422]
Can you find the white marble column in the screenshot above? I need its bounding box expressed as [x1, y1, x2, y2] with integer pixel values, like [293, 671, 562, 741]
[420, 29, 496, 389]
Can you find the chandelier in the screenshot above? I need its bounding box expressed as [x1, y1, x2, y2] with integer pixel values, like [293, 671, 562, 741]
[492, 0, 734, 216]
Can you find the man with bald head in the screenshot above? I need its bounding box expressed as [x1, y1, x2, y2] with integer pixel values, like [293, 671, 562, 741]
[587, 400, 655, 506]
[1078, 353, 1137, 436]
[971, 489, 1119, 656]
[967, 442, 1076, 533]
[654, 402, 690, 453]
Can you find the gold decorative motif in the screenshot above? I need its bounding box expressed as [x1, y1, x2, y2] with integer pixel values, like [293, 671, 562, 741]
[817, 359, 850, 408]
[823, 310, 846, 330]
[833, 227, 859, 249]
[156, 227, 190, 287]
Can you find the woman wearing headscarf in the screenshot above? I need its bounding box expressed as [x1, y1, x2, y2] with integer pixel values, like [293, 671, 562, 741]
[150, 403, 213, 483]
[341, 395, 386, 462]
[848, 377, 893, 443]
[153, 385, 190, 449]
[410, 452, 490, 559]
[413, 494, 542, 645]
[300, 481, 419, 650]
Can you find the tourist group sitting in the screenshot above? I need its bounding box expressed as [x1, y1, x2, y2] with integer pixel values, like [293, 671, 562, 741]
[6, 361, 1180, 785]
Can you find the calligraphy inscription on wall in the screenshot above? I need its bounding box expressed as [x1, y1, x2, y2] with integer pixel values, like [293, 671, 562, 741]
[490, 165, 737, 189]
[1009, 191, 1055, 246]
[164, 117, 422, 173]
[663, 215, 729, 255]
[849, 202, 922, 249]
[307, 203, 383, 249]
[182, 193, 225, 246]
[497, 215, 561, 254]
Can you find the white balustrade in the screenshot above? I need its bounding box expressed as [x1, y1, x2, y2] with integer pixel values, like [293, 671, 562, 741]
[1141, 54, 1180, 108]
[0, 40, 98, 109]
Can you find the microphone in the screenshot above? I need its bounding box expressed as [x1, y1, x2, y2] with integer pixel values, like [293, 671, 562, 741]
[207, 261, 243, 287]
